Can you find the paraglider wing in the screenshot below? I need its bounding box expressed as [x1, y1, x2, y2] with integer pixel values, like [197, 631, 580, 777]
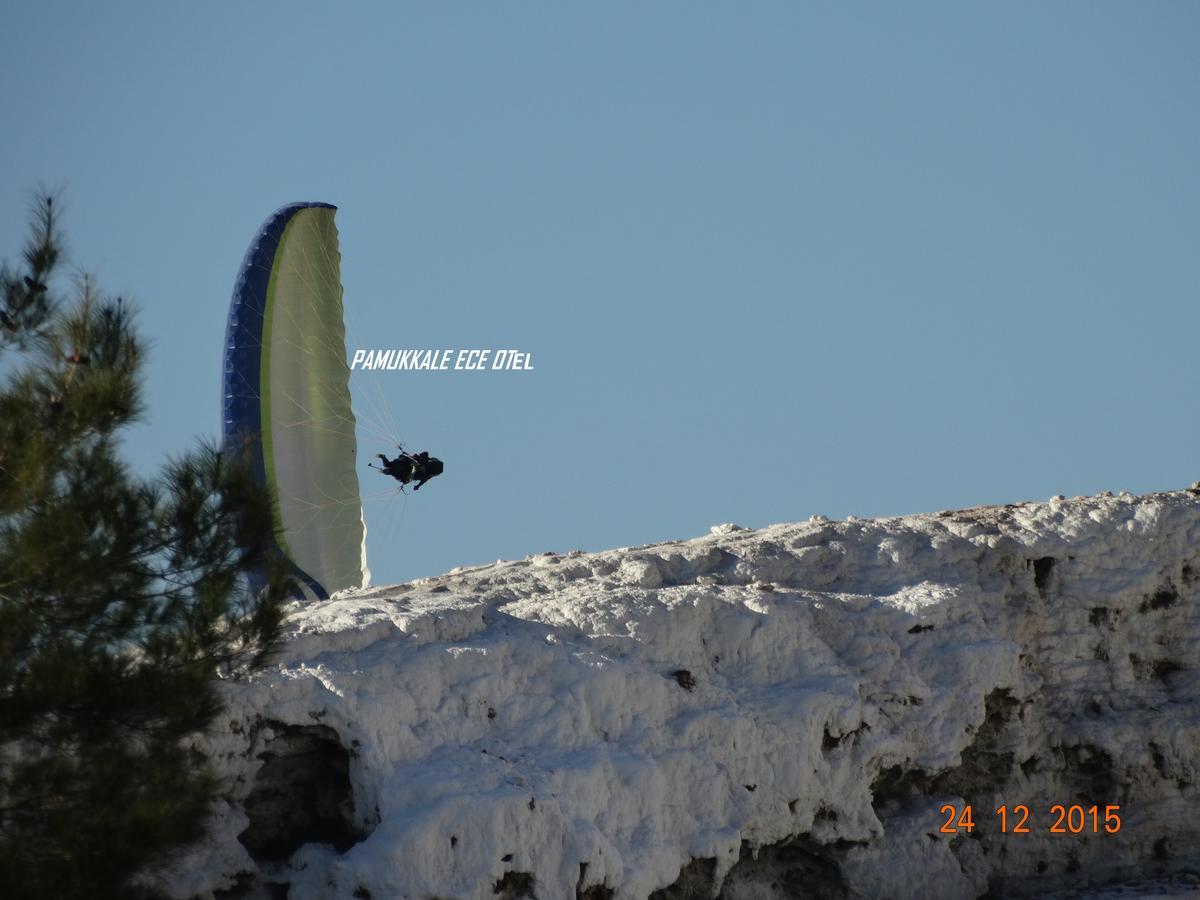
[223, 202, 368, 598]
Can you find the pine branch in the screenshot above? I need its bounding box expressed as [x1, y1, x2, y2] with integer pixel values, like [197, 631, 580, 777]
[0, 193, 60, 350]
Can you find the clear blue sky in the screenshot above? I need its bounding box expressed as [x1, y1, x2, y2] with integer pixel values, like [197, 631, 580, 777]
[3, 3, 1197, 586]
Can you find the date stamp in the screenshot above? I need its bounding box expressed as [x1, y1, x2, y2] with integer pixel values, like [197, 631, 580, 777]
[939, 803, 1122, 835]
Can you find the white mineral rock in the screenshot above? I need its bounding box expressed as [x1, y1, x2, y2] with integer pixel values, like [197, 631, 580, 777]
[163, 489, 1200, 899]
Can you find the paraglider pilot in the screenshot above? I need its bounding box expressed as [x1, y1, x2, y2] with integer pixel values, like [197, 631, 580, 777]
[375, 449, 444, 491]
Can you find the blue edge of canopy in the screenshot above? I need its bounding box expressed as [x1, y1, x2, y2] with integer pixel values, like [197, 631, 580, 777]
[222, 202, 338, 601]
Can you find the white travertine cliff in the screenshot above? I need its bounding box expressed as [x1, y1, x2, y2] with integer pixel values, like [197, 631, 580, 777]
[165, 488, 1200, 899]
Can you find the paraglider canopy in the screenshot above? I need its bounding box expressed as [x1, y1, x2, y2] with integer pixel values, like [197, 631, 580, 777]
[223, 202, 368, 599]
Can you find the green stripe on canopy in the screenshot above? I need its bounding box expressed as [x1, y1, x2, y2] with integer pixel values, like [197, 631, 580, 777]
[260, 206, 367, 594]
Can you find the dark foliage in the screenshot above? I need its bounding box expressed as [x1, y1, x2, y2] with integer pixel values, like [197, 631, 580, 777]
[0, 194, 292, 899]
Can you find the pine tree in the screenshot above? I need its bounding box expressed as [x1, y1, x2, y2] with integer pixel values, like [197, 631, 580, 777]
[0, 195, 292, 899]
